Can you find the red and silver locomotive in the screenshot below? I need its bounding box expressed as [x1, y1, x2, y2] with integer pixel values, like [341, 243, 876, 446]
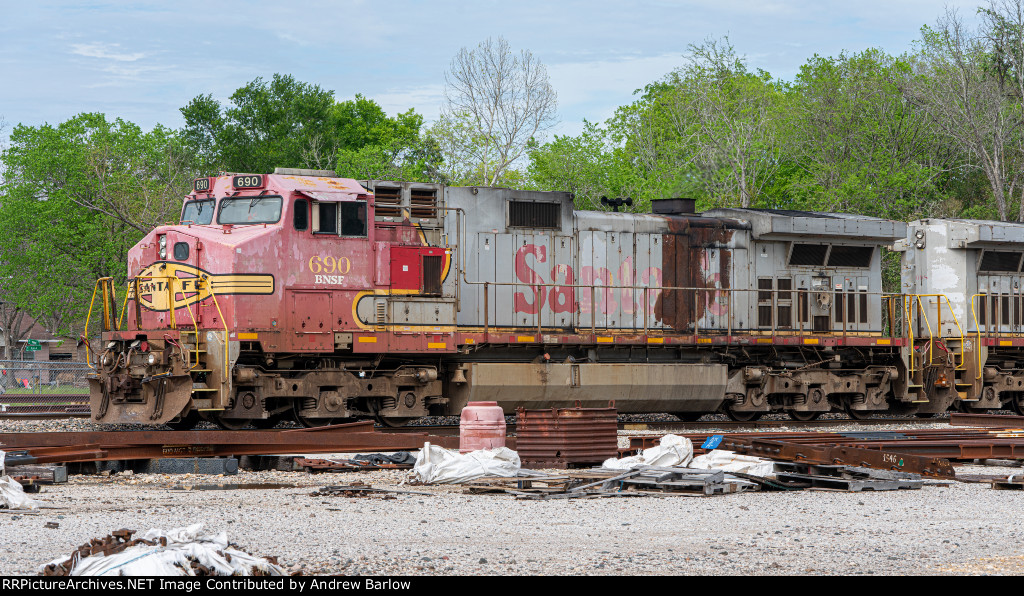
[89, 168, 1009, 428]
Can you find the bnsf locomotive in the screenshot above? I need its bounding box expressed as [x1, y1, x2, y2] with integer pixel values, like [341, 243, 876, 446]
[85, 168, 1024, 428]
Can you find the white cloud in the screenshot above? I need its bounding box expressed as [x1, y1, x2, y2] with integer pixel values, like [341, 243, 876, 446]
[70, 42, 146, 62]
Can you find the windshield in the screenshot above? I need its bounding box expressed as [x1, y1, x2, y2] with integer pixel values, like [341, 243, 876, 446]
[217, 196, 283, 225]
[181, 199, 215, 225]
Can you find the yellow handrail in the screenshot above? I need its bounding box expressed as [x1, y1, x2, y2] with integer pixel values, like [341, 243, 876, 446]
[904, 295, 916, 375]
[970, 293, 984, 380]
[90, 274, 204, 369]
[913, 294, 966, 370]
[201, 274, 230, 385]
[85, 278, 110, 369]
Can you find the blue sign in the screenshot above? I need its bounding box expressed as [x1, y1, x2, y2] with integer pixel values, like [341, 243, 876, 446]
[702, 435, 724, 449]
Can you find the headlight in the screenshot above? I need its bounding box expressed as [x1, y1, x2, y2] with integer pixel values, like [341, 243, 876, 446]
[148, 353, 157, 366]
[158, 235, 167, 259]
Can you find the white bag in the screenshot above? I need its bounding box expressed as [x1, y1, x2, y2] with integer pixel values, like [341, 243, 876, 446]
[413, 443, 521, 484]
[39, 523, 286, 576]
[689, 449, 775, 477]
[0, 475, 41, 511]
[602, 434, 693, 470]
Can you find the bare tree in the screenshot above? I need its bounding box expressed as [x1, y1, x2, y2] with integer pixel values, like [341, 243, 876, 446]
[443, 37, 558, 186]
[981, 0, 1024, 220]
[904, 7, 1024, 221]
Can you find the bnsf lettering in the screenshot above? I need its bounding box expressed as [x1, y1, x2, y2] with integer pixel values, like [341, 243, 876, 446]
[314, 274, 345, 285]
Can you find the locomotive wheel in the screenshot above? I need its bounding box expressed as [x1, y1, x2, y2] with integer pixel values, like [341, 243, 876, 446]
[844, 406, 872, 420]
[291, 400, 337, 428]
[214, 415, 253, 430]
[725, 409, 763, 422]
[252, 415, 283, 429]
[672, 412, 704, 422]
[787, 410, 821, 422]
[165, 410, 201, 431]
[1012, 394, 1024, 416]
[375, 415, 415, 428]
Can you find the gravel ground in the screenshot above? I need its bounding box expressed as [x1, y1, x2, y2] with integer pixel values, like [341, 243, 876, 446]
[3, 418, 1024, 576]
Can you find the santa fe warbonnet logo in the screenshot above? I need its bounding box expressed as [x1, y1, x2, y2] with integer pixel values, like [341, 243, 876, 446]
[131, 263, 275, 312]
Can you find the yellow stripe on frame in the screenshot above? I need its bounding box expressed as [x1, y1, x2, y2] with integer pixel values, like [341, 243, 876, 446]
[517, 336, 535, 342]
[1001, 340, 1012, 346]
[757, 338, 772, 344]
[238, 333, 258, 340]
[697, 338, 712, 344]
[596, 336, 614, 343]
[803, 338, 819, 345]
[875, 339, 891, 345]
[358, 336, 378, 343]
[647, 337, 664, 344]
[428, 342, 447, 349]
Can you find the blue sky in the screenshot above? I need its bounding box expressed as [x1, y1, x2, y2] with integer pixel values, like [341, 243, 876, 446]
[0, 0, 983, 143]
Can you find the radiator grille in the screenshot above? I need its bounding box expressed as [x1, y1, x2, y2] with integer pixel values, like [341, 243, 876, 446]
[374, 186, 402, 217]
[410, 188, 438, 219]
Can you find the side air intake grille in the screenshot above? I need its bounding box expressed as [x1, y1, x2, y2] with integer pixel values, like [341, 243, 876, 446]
[980, 251, 1022, 272]
[789, 244, 828, 266]
[827, 245, 874, 268]
[509, 200, 560, 229]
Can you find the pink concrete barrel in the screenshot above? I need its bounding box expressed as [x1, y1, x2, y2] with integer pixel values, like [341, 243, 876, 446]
[459, 401, 506, 453]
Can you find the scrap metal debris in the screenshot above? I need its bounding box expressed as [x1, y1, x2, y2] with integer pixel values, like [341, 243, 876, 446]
[773, 463, 923, 492]
[460, 448, 924, 499]
[314, 482, 434, 498]
[296, 452, 415, 473]
[40, 524, 289, 576]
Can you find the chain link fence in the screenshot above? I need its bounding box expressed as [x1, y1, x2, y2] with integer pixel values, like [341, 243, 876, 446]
[0, 360, 91, 417]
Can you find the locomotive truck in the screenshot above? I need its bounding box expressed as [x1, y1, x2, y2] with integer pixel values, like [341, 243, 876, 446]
[85, 169, 1013, 428]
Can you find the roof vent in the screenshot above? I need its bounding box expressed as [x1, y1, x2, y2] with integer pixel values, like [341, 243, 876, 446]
[652, 198, 697, 215]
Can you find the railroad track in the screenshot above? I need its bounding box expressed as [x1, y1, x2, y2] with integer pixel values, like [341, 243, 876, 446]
[396, 416, 952, 436]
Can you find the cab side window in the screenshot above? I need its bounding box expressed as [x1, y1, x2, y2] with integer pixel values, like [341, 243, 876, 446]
[340, 201, 367, 237]
[313, 202, 338, 235]
[311, 200, 366, 236]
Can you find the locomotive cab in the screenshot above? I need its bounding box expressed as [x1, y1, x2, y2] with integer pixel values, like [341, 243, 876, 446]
[88, 170, 448, 429]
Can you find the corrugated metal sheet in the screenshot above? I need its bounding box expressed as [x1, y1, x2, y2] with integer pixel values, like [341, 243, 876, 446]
[516, 407, 618, 469]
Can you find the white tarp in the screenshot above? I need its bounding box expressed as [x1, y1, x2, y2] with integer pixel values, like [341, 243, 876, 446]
[0, 475, 41, 511]
[413, 443, 521, 484]
[602, 434, 693, 470]
[689, 449, 776, 477]
[39, 524, 286, 576]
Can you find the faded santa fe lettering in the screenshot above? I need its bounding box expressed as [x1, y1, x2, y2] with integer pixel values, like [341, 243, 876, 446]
[512, 242, 727, 322]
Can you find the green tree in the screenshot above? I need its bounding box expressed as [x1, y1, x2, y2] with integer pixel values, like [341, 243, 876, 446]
[782, 49, 958, 220]
[334, 98, 442, 182]
[180, 74, 337, 174]
[0, 113, 192, 339]
[904, 10, 1024, 221]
